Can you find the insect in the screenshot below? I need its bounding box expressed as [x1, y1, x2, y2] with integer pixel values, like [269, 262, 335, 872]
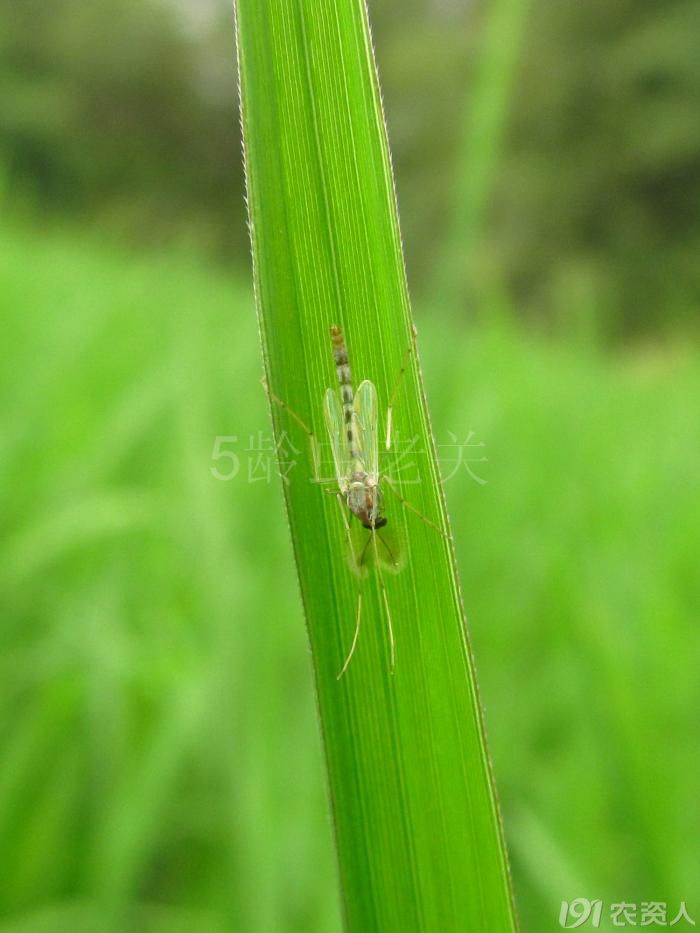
[264, 324, 447, 678]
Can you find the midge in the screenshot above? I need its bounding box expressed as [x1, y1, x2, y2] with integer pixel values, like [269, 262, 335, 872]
[265, 324, 446, 678]
[326, 324, 387, 531]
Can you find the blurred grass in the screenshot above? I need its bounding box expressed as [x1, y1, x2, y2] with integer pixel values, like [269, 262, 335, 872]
[438, 0, 528, 310]
[1, 222, 699, 930]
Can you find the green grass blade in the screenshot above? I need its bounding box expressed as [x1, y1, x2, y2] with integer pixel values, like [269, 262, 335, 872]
[235, 2, 518, 930]
[437, 0, 529, 311]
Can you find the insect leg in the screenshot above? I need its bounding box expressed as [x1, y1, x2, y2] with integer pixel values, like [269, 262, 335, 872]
[373, 531, 395, 673]
[334, 494, 365, 678]
[385, 323, 418, 451]
[334, 493, 358, 562]
[337, 592, 362, 680]
[261, 376, 321, 481]
[381, 475, 452, 540]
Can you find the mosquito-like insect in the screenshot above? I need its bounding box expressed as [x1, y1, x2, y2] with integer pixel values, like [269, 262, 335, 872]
[264, 324, 447, 678]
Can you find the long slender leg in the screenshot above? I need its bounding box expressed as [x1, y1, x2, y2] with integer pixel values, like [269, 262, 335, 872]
[385, 324, 418, 451]
[261, 376, 322, 481]
[337, 592, 362, 680]
[373, 531, 395, 673]
[382, 474, 452, 540]
[334, 494, 366, 679]
[334, 493, 358, 565]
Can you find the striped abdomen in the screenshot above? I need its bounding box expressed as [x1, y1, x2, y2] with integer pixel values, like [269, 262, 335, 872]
[330, 325, 359, 460]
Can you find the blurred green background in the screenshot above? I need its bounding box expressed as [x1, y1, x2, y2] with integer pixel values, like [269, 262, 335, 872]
[1, 1, 698, 931]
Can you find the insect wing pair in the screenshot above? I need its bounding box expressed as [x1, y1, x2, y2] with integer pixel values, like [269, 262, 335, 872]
[264, 325, 446, 676]
[323, 379, 379, 500]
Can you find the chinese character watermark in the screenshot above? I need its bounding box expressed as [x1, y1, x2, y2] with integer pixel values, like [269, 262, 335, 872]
[210, 429, 488, 486]
[437, 431, 488, 485]
[559, 899, 695, 928]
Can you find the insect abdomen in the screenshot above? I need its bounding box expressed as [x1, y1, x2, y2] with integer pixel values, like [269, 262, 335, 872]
[330, 325, 359, 459]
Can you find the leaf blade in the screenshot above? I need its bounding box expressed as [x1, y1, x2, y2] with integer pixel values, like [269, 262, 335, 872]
[235, 1, 518, 930]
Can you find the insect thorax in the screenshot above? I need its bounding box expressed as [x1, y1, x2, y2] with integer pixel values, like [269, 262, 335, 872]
[347, 477, 385, 529]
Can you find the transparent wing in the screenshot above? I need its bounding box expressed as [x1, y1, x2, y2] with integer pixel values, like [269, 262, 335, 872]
[353, 380, 379, 482]
[323, 388, 350, 491]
